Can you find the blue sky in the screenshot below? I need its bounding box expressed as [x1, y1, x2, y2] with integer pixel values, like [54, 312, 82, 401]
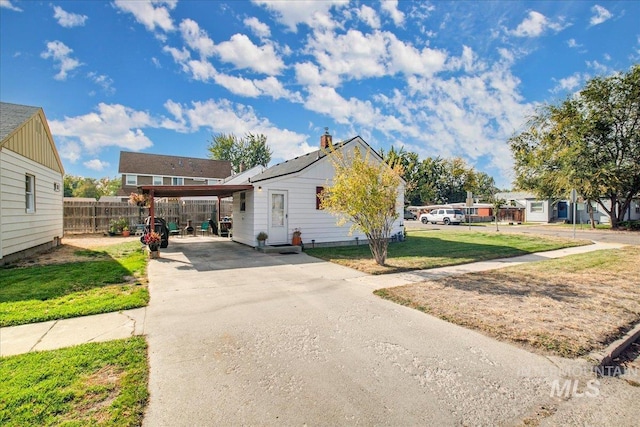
[1, 1, 638, 188]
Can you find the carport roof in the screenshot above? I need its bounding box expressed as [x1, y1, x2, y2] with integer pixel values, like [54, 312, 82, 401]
[139, 184, 253, 199]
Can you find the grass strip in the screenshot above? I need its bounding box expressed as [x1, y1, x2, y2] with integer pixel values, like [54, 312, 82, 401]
[306, 230, 589, 274]
[0, 337, 149, 427]
[0, 242, 148, 327]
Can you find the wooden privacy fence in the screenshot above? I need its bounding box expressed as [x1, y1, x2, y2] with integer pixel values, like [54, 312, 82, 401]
[64, 199, 233, 234]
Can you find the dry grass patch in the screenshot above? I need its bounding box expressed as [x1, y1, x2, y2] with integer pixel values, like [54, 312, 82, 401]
[375, 246, 640, 358]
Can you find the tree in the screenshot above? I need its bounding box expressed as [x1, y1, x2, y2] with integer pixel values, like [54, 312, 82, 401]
[208, 132, 272, 173]
[321, 144, 403, 266]
[510, 65, 640, 228]
[490, 196, 506, 232]
[381, 146, 420, 204]
[63, 175, 121, 199]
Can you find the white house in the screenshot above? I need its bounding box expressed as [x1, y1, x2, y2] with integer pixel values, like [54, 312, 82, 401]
[230, 133, 405, 248]
[495, 192, 564, 223]
[0, 102, 65, 265]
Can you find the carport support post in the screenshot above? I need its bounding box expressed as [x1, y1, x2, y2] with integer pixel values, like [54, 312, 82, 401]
[149, 189, 155, 236]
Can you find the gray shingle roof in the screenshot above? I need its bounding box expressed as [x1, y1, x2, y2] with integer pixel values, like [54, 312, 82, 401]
[250, 136, 361, 183]
[0, 102, 41, 142]
[118, 151, 232, 179]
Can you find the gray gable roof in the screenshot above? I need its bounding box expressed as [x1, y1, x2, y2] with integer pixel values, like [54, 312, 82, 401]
[118, 151, 232, 179]
[0, 102, 41, 142]
[251, 136, 378, 183]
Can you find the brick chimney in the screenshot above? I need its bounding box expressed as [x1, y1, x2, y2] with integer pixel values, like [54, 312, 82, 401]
[320, 127, 332, 149]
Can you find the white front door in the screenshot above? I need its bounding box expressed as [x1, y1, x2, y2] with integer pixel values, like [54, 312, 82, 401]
[268, 190, 288, 244]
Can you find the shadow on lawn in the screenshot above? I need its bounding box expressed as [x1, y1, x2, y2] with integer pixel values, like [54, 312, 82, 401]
[0, 245, 133, 304]
[435, 270, 585, 302]
[307, 232, 566, 275]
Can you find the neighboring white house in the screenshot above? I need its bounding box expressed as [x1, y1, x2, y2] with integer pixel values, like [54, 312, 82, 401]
[496, 192, 558, 223]
[0, 102, 65, 265]
[496, 191, 640, 224]
[230, 133, 405, 247]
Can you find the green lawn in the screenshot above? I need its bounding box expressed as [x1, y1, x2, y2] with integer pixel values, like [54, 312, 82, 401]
[305, 230, 590, 274]
[0, 337, 148, 426]
[0, 242, 149, 327]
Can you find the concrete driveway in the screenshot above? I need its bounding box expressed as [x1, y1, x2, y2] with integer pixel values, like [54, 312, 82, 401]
[143, 238, 636, 426]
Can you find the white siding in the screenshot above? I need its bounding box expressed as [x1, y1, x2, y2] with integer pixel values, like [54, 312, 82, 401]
[232, 139, 405, 247]
[0, 149, 63, 258]
[525, 200, 551, 222]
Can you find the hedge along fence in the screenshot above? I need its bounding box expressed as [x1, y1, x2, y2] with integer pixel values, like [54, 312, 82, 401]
[63, 198, 233, 234]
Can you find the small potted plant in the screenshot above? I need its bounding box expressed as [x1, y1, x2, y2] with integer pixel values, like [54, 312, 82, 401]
[108, 219, 118, 236]
[144, 230, 162, 257]
[122, 226, 130, 237]
[256, 231, 268, 247]
[292, 228, 302, 246]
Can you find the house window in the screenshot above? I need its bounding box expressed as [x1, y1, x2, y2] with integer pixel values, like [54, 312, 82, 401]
[207, 179, 221, 185]
[153, 176, 163, 185]
[240, 192, 246, 212]
[530, 202, 544, 213]
[172, 177, 183, 186]
[26, 174, 35, 213]
[316, 186, 324, 210]
[126, 175, 137, 186]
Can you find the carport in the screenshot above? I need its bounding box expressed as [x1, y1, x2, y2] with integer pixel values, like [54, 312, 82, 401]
[139, 184, 253, 237]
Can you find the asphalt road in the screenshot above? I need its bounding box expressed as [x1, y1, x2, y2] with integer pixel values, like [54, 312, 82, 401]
[143, 238, 639, 426]
[404, 220, 640, 246]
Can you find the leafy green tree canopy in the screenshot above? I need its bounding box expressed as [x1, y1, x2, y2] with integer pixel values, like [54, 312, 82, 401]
[381, 148, 497, 205]
[509, 64, 639, 228]
[208, 132, 272, 173]
[63, 175, 121, 199]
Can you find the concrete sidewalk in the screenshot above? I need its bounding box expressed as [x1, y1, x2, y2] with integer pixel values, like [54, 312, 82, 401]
[0, 240, 626, 358]
[0, 307, 146, 357]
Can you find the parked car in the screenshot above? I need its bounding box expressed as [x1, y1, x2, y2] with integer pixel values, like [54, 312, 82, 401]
[419, 209, 466, 225]
[404, 210, 417, 220]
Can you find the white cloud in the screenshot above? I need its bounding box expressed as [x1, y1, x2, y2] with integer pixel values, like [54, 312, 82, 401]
[380, 0, 405, 26]
[252, 0, 348, 32]
[49, 103, 156, 153]
[87, 72, 115, 95]
[586, 60, 610, 75]
[214, 34, 284, 75]
[302, 28, 448, 84]
[185, 58, 217, 81]
[357, 5, 380, 29]
[151, 57, 161, 68]
[0, 0, 22, 12]
[213, 74, 262, 97]
[509, 11, 568, 38]
[163, 99, 313, 161]
[550, 72, 585, 93]
[567, 38, 582, 48]
[40, 40, 83, 80]
[53, 5, 88, 28]
[306, 29, 388, 82]
[244, 16, 271, 38]
[58, 140, 82, 163]
[589, 5, 612, 26]
[387, 33, 448, 75]
[179, 18, 215, 58]
[84, 159, 110, 171]
[113, 0, 175, 32]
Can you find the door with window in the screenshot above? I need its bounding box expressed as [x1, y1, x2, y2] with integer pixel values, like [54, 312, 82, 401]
[268, 190, 288, 244]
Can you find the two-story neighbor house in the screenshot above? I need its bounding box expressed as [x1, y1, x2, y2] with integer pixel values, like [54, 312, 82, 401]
[117, 151, 232, 197]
